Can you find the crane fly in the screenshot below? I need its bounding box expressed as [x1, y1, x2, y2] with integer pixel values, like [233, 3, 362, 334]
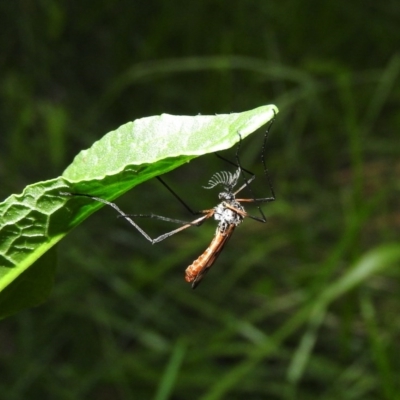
[61, 117, 275, 289]
[185, 168, 252, 288]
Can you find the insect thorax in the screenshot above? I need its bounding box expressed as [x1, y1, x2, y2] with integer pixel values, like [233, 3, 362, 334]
[214, 200, 244, 232]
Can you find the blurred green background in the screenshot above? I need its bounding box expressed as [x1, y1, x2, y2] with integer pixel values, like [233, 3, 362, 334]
[1, 1, 400, 399]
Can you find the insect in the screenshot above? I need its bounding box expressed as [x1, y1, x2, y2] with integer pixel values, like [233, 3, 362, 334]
[63, 118, 275, 288]
[184, 167, 262, 288]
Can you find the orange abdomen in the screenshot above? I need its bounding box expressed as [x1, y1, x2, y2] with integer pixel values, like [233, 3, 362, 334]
[184, 225, 235, 285]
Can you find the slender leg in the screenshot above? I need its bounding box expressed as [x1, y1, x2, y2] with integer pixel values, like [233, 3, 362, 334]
[258, 114, 276, 202]
[117, 213, 199, 226]
[61, 192, 214, 244]
[156, 177, 201, 216]
[218, 115, 276, 223]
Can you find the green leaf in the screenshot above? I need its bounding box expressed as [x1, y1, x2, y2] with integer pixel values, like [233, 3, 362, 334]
[0, 104, 278, 318]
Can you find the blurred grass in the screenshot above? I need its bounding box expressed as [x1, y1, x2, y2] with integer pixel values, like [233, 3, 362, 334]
[1, 1, 400, 399]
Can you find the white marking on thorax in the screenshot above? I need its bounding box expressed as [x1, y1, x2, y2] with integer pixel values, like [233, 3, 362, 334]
[213, 201, 244, 232]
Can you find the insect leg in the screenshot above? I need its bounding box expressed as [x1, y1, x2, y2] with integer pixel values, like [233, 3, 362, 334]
[156, 177, 202, 216]
[234, 115, 276, 222]
[61, 192, 214, 244]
